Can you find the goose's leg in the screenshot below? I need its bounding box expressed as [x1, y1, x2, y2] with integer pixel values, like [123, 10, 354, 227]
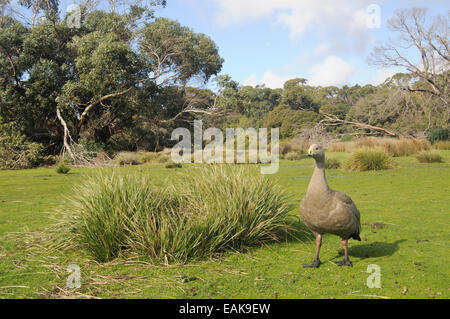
[303, 234, 322, 268]
[337, 239, 352, 267]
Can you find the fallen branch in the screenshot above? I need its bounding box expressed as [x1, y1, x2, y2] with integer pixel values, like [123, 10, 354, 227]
[319, 112, 398, 137]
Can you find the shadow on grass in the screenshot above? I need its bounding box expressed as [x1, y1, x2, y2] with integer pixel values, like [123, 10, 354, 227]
[337, 239, 406, 259]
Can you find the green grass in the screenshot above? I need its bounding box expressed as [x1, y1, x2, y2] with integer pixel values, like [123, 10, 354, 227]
[0, 152, 449, 299]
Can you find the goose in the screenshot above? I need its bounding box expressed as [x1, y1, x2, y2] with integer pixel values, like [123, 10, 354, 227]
[300, 144, 361, 268]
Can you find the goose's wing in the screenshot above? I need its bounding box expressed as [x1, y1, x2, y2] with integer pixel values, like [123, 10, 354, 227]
[334, 191, 361, 230]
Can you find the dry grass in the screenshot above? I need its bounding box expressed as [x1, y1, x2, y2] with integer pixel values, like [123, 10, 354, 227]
[326, 137, 430, 157]
[433, 141, 450, 150]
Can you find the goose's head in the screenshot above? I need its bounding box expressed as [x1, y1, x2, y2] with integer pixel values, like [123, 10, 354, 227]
[307, 144, 325, 160]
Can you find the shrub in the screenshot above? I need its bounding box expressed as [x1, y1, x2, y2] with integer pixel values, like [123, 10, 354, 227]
[427, 128, 448, 144]
[325, 157, 341, 169]
[416, 151, 444, 163]
[0, 122, 43, 169]
[284, 151, 302, 161]
[344, 148, 394, 171]
[433, 141, 450, 150]
[56, 157, 71, 174]
[55, 167, 293, 263]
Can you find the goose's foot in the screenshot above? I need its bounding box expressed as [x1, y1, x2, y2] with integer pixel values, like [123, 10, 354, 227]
[303, 258, 322, 268]
[337, 258, 353, 267]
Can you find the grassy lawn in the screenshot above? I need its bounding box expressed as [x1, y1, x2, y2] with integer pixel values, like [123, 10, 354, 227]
[0, 152, 449, 299]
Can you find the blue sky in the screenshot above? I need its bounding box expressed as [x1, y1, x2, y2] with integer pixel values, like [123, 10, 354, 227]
[7, 0, 448, 88]
[154, 0, 448, 88]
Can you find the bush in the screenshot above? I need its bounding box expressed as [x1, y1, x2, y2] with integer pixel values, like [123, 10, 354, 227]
[416, 151, 444, 163]
[0, 122, 43, 169]
[284, 151, 302, 161]
[325, 157, 341, 169]
[55, 166, 293, 263]
[427, 128, 448, 144]
[344, 148, 394, 171]
[56, 158, 71, 174]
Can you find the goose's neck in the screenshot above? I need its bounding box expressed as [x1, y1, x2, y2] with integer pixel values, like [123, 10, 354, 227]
[307, 158, 330, 194]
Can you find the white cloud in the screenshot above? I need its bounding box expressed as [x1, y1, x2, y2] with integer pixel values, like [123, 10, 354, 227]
[368, 68, 397, 85]
[309, 56, 355, 87]
[243, 70, 291, 89]
[214, 0, 375, 37]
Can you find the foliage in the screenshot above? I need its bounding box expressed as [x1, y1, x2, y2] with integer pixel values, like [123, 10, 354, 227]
[416, 151, 444, 163]
[344, 148, 395, 171]
[56, 166, 293, 263]
[325, 157, 341, 169]
[0, 122, 43, 169]
[56, 157, 71, 174]
[427, 128, 449, 144]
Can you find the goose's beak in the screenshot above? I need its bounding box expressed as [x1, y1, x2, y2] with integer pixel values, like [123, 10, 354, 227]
[307, 147, 313, 157]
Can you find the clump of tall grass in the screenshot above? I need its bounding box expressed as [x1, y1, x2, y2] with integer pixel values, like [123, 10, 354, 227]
[284, 151, 302, 161]
[54, 166, 293, 264]
[55, 157, 71, 174]
[433, 141, 450, 150]
[325, 157, 341, 169]
[165, 161, 182, 168]
[344, 148, 395, 171]
[416, 151, 444, 163]
[114, 152, 141, 165]
[114, 151, 171, 166]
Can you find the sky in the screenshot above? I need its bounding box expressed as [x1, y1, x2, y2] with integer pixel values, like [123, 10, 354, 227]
[154, 0, 448, 88]
[6, 0, 449, 89]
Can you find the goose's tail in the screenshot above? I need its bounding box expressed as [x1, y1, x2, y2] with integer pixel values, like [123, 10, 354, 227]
[351, 233, 361, 241]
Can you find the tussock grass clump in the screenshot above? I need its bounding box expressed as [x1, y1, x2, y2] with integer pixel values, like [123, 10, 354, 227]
[344, 148, 395, 171]
[325, 157, 341, 169]
[416, 151, 444, 163]
[433, 141, 450, 150]
[284, 151, 302, 161]
[55, 166, 293, 263]
[56, 158, 71, 174]
[165, 162, 182, 168]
